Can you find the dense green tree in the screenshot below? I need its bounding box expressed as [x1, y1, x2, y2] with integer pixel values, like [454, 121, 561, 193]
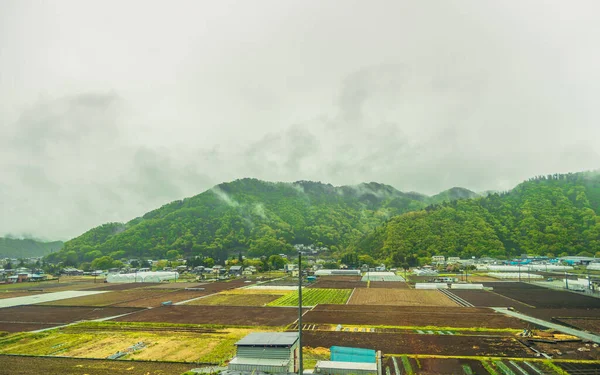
[267, 255, 287, 270]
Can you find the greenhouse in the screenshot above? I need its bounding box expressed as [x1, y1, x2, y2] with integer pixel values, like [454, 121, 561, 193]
[106, 271, 179, 283]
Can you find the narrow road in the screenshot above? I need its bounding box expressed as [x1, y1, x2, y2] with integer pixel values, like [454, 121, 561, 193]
[492, 307, 600, 344]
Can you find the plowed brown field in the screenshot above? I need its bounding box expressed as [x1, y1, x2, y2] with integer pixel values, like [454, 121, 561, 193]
[348, 289, 457, 307]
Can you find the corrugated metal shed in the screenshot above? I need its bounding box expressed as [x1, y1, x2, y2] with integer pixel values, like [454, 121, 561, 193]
[330, 346, 375, 363]
[315, 361, 377, 375]
[228, 357, 290, 373]
[236, 332, 298, 347]
[236, 347, 291, 360]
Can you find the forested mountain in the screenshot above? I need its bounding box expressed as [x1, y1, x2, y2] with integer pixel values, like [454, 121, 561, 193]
[0, 237, 64, 258]
[352, 172, 600, 263]
[47, 179, 476, 265]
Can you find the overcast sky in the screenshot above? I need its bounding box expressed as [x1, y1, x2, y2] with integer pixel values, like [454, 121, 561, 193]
[1, 1, 600, 240]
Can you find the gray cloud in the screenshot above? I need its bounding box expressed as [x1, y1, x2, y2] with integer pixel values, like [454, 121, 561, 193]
[1, 0, 599, 240]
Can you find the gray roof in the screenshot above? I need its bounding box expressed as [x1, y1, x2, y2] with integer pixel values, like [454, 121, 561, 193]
[235, 332, 298, 347]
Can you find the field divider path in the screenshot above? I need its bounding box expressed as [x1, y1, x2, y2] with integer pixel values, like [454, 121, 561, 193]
[439, 289, 474, 307]
[346, 288, 356, 305]
[492, 307, 600, 344]
[30, 308, 149, 333]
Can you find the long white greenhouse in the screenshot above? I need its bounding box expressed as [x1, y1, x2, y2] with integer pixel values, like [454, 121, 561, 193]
[106, 271, 179, 283]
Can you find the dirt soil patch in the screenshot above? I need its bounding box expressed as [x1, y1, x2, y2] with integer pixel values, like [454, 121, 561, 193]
[0, 355, 192, 375]
[309, 280, 367, 289]
[303, 331, 533, 357]
[553, 317, 600, 334]
[305, 305, 527, 329]
[528, 340, 600, 360]
[84, 282, 161, 291]
[348, 289, 456, 307]
[484, 282, 600, 308]
[113, 290, 214, 308]
[368, 281, 409, 289]
[145, 282, 208, 289]
[450, 290, 533, 308]
[0, 305, 143, 324]
[0, 322, 61, 333]
[113, 305, 304, 326]
[38, 290, 173, 307]
[0, 291, 45, 299]
[185, 293, 280, 306]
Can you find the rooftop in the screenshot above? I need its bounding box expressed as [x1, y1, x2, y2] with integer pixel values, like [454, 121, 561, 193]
[236, 332, 298, 347]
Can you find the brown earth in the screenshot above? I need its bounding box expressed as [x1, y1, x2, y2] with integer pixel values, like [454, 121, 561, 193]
[309, 280, 367, 289]
[450, 290, 533, 308]
[553, 317, 600, 334]
[303, 331, 533, 357]
[368, 281, 410, 289]
[113, 305, 305, 326]
[0, 322, 61, 333]
[529, 340, 600, 360]
[185, 293, 280, 306]
[0, 305, 143, 324]
[0, 355, 192, 375]
[38, 290, 173, 307]
[145, 282, 209, 289]
[484, 282, 600, 308]
[304, 305, 527, 329]
[348, 289, 456, 307]
[113, 290, 215, 308]
[0, 291, 45, 299]
[84, 282, 161, 291]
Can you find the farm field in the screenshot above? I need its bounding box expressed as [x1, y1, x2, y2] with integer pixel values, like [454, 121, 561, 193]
[0, 291, 45, 299]
[303, 331, 533, 357]
[184, 293, 280, 306]
[368, 281, 409, 289]
[348, 289, 456, 306]
[308, 280, 367, 289]
[38, 289, 173, 307]
[84, 282, 161, 291]
[484, 282, 600, 308]
[0, 322, 273, 364]
[0, 355, 192, 375]
[113, 305, 304, 326]
[113, 290, 214, 307]
[304, 304, 527, 329]
[554, 317, 600, 334]
[267, 288, 352, 306]
[0, 305, 142, 325]
[449, 290, 533, 308]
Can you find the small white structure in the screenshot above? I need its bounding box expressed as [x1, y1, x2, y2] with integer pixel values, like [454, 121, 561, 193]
[415, 283, 448, 289]
[228, 332, 299, 374]
[315, 361, 377, 375]
[488, 272, 542, 279]
[106, 271, 179, 283]
[315, 270, 361, 276]
[432, 255, 445, 264]
[450, 283, 484, 290]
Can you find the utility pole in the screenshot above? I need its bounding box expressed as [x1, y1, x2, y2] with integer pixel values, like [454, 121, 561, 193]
[565, 271, 569, 290]
[518, 264, 521, 282]
[298, 251, 303, 375]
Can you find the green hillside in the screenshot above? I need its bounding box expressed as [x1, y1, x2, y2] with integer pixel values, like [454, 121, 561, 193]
[0, 237, 64, 258]
[48, 179, 475, 265]
[353, 172, 600, 263]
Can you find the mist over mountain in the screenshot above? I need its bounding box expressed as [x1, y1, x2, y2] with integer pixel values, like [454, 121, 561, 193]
[0, 237, 64, 258]
[45, 171, 600, 265]
[48, 179, 476, 264]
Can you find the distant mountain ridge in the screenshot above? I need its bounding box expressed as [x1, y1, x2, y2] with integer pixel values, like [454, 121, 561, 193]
[352, 171, 600, 261]
[48, 179, 478, 264]
[0, 237, 64, 258]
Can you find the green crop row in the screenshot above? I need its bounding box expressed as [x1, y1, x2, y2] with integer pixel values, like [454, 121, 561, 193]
[267, 288, 352, 306]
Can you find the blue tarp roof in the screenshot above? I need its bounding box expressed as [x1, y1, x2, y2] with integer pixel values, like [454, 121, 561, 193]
[330, 346, 376, 363]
